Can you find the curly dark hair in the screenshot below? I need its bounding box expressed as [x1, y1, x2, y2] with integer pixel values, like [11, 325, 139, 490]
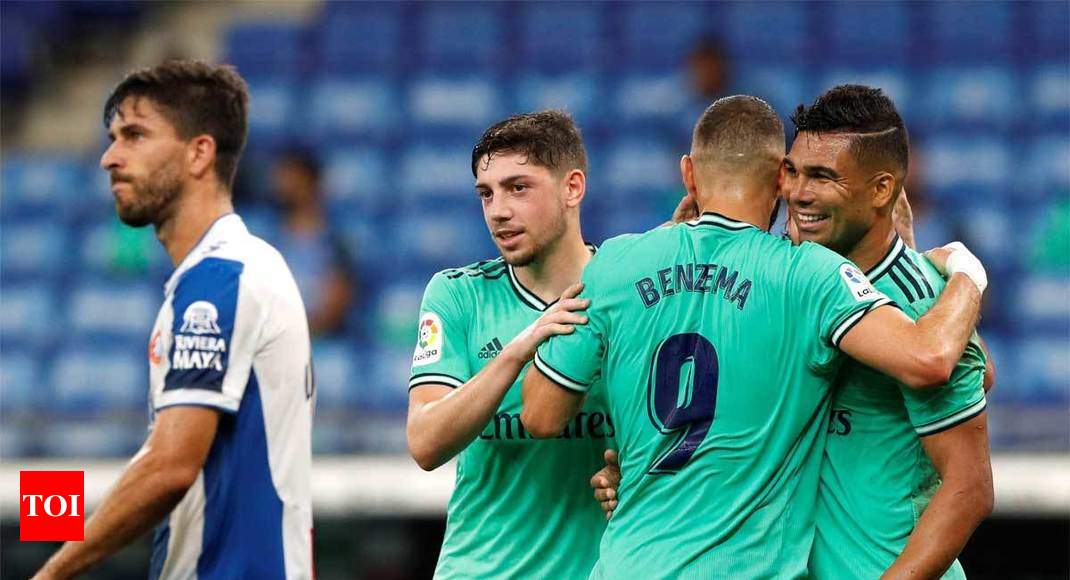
[471, 110, 587, 177]
[103, 60, 250, 188]
[791, 84, 909, 184]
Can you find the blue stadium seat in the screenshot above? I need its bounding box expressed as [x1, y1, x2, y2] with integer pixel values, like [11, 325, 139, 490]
[0, 284, 58, 348]
[923, 1, 1012, 63]
[1017, 275, 1070, 332]
[613, 72, 689, 123]
[1030, 66, 1070, 127]
[604, 136, 679, 192]
[309, 77, 400, 139]
[370, 282, 425, 351]
[1, 154, 86, 219]
[0, 350, 43, 412]
[377, 208, 492, 272]
[246, 79, 297, 142]
[322, 146, 390, 206]
[224, 21, 307, 78]
[518, 2, 604, 71]
[364, 346, 414, 411]
[398, 141, 479, 199]
[418, 3, 505, 70]
[923, 135, 1011, 199]
[66, 282, 157, 340]
[0, 219, 70, 281]
[1015, 336, 1070, 402]
[1024, 135, 1070, 191]
[41, 419, 144, 457]
[407, 75, 504, 130]
[1024, 0, 1069, 61]
[723, 2, 808, 64]
[318, 1, 403, 73]
[50, 344, 147, 413]
[916, 68, 1015, 128]
[825, 1, 909, 66]
[617, 2, 712, 69]
[513, 73, 605, 128]
[312, 339, 362, 407]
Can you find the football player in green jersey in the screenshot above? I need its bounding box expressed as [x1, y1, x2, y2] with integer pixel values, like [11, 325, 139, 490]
[521, 95, 989, 579]
[783, 85, 994, 580]
[406, 110, 614, 579]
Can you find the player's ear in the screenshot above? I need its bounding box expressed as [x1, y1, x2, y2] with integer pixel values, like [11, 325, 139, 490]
[563, 168, 586, 208]
[870, 171, 896, 210]
[680, 155, 698, 197]
[187, 134, 217, 180]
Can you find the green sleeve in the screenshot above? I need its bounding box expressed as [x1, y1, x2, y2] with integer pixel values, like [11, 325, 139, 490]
[796, 243, 896, 371]
[533, 253, 609, 393]
[409, 271, 473, 389]
[904, 335, 988, 436]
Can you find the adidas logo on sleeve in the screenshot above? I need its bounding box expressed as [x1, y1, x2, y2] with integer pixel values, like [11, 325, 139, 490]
[478, 338, 504, 359]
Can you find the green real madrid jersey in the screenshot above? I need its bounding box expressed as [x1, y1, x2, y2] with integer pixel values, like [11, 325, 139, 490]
[534, 213, 893, 579]
[810, 237, 988, 580]
[409, 256, 611, 580]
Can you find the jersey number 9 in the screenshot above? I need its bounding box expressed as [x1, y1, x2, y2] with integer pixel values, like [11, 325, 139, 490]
[646, 333, 719, 474]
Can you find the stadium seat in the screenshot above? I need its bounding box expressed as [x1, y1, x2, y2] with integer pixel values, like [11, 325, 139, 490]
[407, 76, 504, 130]
[224, 21, 307, 79]
[1, 154, 86, 220]
[418, 3, 505, 70]
[364, 346, 415, 411]
[41, 419, 144, 458]
[322, 146, 391, 206]
[1016, 336, 1070, 401]
[309, 77, 400, 139]
[916, 67, 1015, 129]
[824, 1, 909, 67]
[318, 1, 403, 73]
[371, 282, 425, 352]
[733, 65, 812, 123]
[518, 2, 604, 71]
[1017, 275, 1070, 331]
[0, 350, 43, 412]
[924, 135, 1011, 196]
[1030, 66, 1070, 129]
[1025, 0, 1070, 61]
[246, 79, 297, 142]
[398, 141, 480, 198]
[66, 282, 157, 340]
[1024, 135, 1070, 191]
[613, 72, 689, 123]
[50, 344, 147, 414]
[617, 1, 712, 69]
[0, 284, 58, 348]
[723, 2, 808, 64]
[923, 1, 1012, 63]
[0, 219, 70, 281]
[604, 135, 679, 191]
[312, 339, 362, 407]
[513, 73, 605, 128]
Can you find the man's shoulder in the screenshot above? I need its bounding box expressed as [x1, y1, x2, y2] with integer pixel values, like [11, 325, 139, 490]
[870, 245, 942, 315]
[421, 256, 508, 307]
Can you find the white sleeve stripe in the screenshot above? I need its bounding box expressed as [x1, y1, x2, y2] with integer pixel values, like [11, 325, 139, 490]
[830, 297, 893, 346]
[532, 352, 589, 393]
[915, 397, 988, 436]
[155, 389, 240, 413]
[409, 374, 464, 389]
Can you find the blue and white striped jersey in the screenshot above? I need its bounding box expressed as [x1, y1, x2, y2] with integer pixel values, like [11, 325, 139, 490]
[145, 214, 314, 579]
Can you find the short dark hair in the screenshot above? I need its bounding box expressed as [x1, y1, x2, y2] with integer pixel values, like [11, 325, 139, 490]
[103, 60, 250, 189]
[277, 148, 321, 183]
[692, 95, 785, 166]
[471, 110, 587, 177]
[791, 84, 909, 186]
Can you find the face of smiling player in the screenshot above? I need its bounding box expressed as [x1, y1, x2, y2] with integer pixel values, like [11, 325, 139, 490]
[475, 151, 581, 268]
[100, 96, 188, 228]
[782, 132, 879, 257]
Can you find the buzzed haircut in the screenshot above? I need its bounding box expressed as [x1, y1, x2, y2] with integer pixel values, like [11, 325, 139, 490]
[691, 95, 785, 167]
[791, 84, 909, 189]
[471, 110, 587, 177]
[103, 60, 250, 189]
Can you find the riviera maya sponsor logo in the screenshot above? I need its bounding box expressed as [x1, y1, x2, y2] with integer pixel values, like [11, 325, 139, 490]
[173, 300, 226, 371]
[413, 312, 443, 366]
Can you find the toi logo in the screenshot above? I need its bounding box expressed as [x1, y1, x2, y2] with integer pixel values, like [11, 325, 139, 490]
[20, 471, 84, 542]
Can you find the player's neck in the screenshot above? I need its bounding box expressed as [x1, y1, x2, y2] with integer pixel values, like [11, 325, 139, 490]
[845, 219, 897, 273]
[157, 184, 235, 267]
[697, 195, 775, 230]
[514, 228, 592, 304]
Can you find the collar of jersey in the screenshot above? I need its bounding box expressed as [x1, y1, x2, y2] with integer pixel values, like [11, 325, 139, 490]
[506, 243, 597, 312]
[691, 212, 758, 231]
[164, 213, 245, 295]
[864, 235, 906, 281]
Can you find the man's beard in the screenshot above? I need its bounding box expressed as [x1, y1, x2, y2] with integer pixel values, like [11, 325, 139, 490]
[499, 208, 568, 268]
[114, 164, 182, 228]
